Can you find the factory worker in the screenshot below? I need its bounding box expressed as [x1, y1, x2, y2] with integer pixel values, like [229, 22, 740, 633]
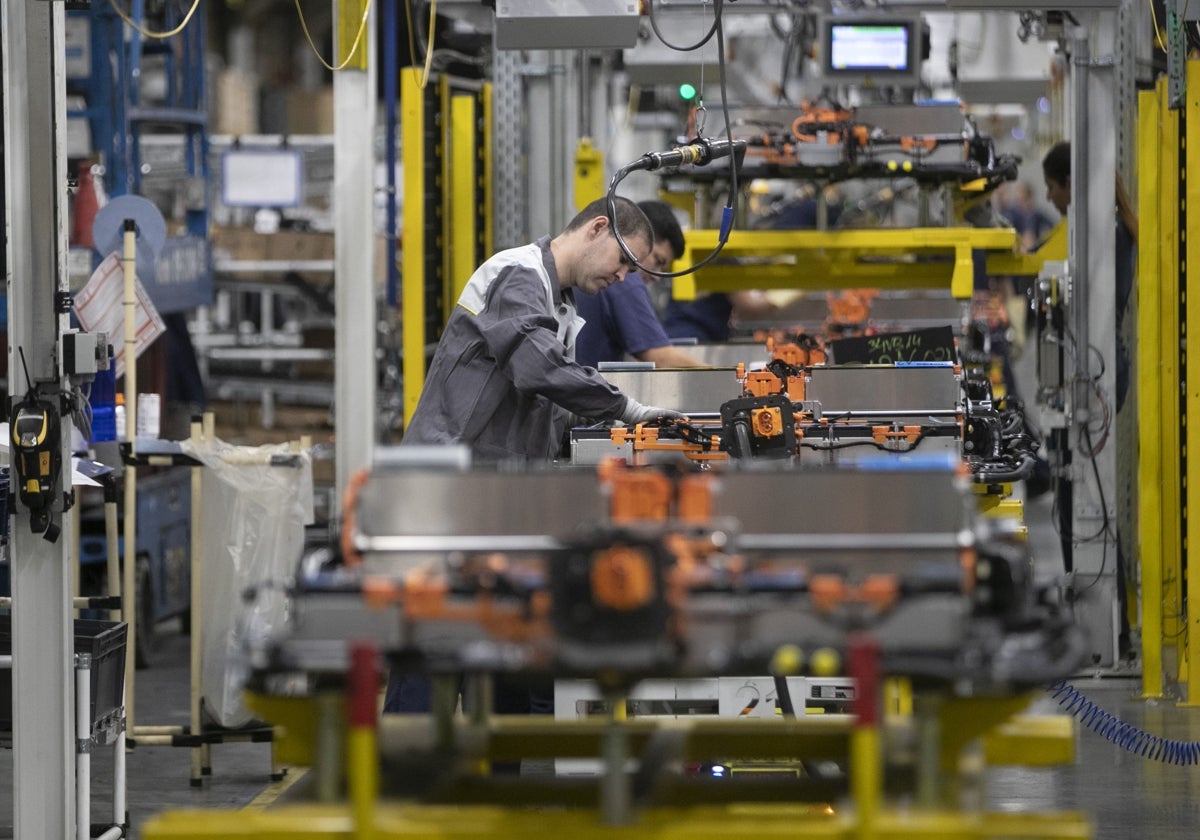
[1040, 140, 1136, 412]
[402, 195, 684, 461]
[575, 199, 704, 368]
[1041, 141, 1072, 218]
[661, 289, 779, 343]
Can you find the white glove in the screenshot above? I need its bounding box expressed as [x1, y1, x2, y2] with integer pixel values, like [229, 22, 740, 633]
[620, 397, 686, 425]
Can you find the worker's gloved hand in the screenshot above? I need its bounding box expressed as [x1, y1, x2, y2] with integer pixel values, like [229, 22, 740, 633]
[620, 397, 686, 425]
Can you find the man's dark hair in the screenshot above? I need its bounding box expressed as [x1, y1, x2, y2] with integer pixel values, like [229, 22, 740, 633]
[565, 196, 653, 247]
[1043, 141, 1070, 187]
[638, 199, 686, 259]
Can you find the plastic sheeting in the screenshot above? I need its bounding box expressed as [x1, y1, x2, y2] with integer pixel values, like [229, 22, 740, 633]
[181, 437, 313, 728]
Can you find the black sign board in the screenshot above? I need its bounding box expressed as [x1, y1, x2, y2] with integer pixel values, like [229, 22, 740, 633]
[828, 326, 957, 365]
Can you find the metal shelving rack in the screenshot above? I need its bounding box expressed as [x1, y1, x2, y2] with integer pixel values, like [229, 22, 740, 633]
[200, 134, 339, 427]
[60, 0, 277, 793]
[67, 1, 212, 313]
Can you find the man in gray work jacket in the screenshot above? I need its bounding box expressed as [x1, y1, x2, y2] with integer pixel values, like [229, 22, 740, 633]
[387, 197, 682, 715]
[403, 195, 682, 460]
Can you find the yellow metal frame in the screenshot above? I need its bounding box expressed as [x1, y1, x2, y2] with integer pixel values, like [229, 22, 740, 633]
[574, 137, 605, 210]
[1136, 66, 1200, 704]
[975, 495, 1028, 541]
[1137, 83, 1167, 699]
[144, 803, 1089, 839]
[440, 76, 453, 317]
[401, 67, 427, 423]
[1162, 88, 1185, 683]
[1184, 60, 1200, 705]
[850, 725, 882, 826]
[982, 714, 1075, 767]
[401, 74, 493, 425]
[148, 686, 1085, 839]
[985, 220, 1066, 277]
[450, 93, 478, 304]
[675, 228, 1019, 300]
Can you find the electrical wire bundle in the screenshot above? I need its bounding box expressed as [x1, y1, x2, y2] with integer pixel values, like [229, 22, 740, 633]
[1049, 681, 1200, 766]
[611, 0, 740, 278]
[968, 395, 1042, 484]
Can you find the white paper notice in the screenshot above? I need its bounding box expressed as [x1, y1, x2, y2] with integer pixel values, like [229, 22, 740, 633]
[72, 251, 166, 379]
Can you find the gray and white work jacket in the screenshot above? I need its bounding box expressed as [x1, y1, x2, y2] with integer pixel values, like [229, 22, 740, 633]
[403, 236, 629, 460]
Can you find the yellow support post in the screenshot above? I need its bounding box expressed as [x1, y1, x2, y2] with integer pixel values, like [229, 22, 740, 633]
[1037, 219, 1068, 262]
[1138, 86, 1165, 699]
[950, 243, 975, 299]
[574, 137, 604, 210]
[401, 67, 426, 423]
[440, 76, 453, 321]
[850, 725, 881, 833]
[981, 715, 1076, 766]
[1183, 60, 1200, 706]
[346, 646, 380, 840]
[882, 677, 912, 718]
[449, 94, 478, 303]
[480, 82, 495, 257]
[849, 640, 882, 836]
[937, 694, 1034, 776]
[1156, 77, 1185, 677]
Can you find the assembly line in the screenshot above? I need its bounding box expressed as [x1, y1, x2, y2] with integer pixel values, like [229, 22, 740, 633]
[1, 1, 1198, 839]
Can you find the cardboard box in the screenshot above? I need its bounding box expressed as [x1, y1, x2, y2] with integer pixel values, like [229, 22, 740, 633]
[267, 230, 335, 263]
[211, 225, 269, 262]
[213, 227, 391, 290]
[285, 86, 334, 135]
[215, 69, 260, 136]
[375, 233, 394, 292]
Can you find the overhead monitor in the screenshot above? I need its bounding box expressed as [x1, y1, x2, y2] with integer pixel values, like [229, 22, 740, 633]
[221, 148, 303, 208]
[821, 15, 923, 88]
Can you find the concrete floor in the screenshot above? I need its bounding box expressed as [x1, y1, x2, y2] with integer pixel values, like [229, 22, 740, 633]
[990, 678, 1200, 839]
[0, 628, 275, 839]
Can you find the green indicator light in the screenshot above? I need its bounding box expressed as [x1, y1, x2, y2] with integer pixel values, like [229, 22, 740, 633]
[679, 83, 697, 101]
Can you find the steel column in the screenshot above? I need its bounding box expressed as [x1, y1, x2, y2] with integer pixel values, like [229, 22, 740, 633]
[3, 1, 76, 836]
[1068, 20, 1121, 668]
[334, 0, 378, 501]
[491, 49, 525, 249]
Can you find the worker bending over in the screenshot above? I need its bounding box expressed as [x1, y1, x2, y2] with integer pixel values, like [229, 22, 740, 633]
[403, 196, 683, 461]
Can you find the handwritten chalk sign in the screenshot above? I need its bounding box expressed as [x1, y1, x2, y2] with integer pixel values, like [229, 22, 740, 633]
[828, 326, 957, 365]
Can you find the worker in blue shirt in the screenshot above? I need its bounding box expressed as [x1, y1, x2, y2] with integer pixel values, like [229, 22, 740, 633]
[662, 290, 780, 342]
[574, 200, 704, 368]
[658, 195, 828, 342]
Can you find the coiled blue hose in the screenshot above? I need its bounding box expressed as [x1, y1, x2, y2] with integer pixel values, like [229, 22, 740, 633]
[1049, 681, 1200, 766]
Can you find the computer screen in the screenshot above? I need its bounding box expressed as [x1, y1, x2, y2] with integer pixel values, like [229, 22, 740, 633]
[821, 15, 922, 86]
[830, 23, 911, 72]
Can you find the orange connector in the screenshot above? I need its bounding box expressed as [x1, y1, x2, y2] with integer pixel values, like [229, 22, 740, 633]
[809, 573, 900, 614]
[610, 468, 674, 523]
[871, 425, 923, 447]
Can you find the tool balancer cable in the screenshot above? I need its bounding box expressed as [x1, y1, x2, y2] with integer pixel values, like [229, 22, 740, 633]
[1049, 681, 1200, 766]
